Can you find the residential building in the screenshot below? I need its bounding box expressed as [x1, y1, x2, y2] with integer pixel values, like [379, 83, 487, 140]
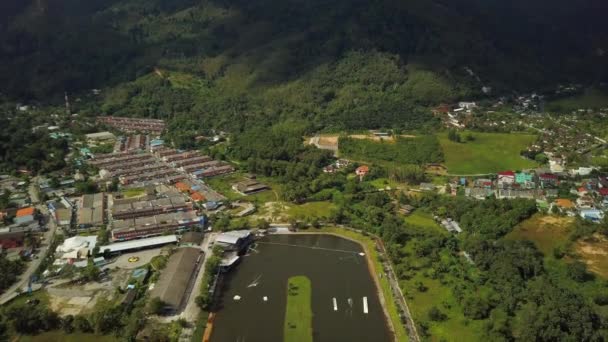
[497, 171, 515, 186]
[355, 165, 369, 180]
[232, 180, 269, 195]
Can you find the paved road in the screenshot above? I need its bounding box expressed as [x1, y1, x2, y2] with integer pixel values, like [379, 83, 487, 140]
[0, 204, 58, 305]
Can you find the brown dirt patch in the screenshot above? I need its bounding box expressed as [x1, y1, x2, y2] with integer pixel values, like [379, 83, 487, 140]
[318, 136, 339, 146]
[575, 234, 608, 278]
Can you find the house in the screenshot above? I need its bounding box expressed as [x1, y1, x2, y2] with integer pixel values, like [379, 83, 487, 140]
[0, 231, 25, 249]
[466, 187, 493, 200]
[458, 102, 477, 110]
[549, 160, 565, 173]
[580, 209, 604, 223]
[599, 188, 608, 198]
[539, 173, 559, 188]
[420, 183, 436, 191]
[15, 207, 35, 218]
[190, 192, 206, 202]
[85, 132, 116, 144]
[576, 196, 595, 209]
[232, 180, 269, 195]
[56, 236, 97, 261]
[515, 172, 534, 187]
[571, 167, 594, 176]
[55, 208, 72, 226]
[497, 171, 515, 186]
[356, 165, 369, 180]
[215, 230, 252, 252]
[555, 199, 575, 211]
[398, 205, 415, 215]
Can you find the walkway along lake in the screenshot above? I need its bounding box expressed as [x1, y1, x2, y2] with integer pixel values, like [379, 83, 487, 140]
[211, 234, 392, 342]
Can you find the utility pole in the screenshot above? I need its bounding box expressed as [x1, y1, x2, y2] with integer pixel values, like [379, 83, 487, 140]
[64, 91, 71, 116]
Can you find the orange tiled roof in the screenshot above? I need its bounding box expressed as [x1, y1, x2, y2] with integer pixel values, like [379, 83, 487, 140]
[175, 182, 190, 192]
[190, 192, 206, 202]
[16, 207, 35, 217]
[555, 199, 575, 209]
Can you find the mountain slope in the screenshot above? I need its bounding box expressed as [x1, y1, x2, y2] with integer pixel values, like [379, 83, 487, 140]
[1, 0, 606, 130]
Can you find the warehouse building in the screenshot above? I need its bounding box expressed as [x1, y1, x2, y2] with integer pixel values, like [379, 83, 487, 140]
[99, 235, 178, 255]
[78, 193, 105, 229]
[150, 247, 202, 314]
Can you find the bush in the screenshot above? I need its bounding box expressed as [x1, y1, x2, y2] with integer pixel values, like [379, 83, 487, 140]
[593, 294, 608, 306]
[428, 306, 447, 321]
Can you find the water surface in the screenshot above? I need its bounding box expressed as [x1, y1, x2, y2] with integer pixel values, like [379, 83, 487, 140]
[211, 234, 392, 342]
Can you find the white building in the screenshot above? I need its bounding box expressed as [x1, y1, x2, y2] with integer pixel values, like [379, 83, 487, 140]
[56, 236, 97, 260]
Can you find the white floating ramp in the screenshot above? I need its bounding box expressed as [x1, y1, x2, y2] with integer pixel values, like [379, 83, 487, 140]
[363, 297, 368, 314]
[333, 297, 338, 311]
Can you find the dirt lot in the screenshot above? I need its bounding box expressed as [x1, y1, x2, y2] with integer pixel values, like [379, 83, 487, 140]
[576, 233, 608, 278]
[48, 267, 132, 316]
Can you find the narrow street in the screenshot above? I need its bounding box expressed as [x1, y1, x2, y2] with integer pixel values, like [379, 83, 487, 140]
[0, 201, 58, 304]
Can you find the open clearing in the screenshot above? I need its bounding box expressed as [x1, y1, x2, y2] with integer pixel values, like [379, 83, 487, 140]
[284, 276, 313, 342]
[506, 215, 574, 255]
[404, 210, 445, 234]
[438, 131, 537, 174]
[576, 234, 608, 279]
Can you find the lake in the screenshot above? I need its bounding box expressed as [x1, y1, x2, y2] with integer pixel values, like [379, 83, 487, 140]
[211, 234, 392, 342]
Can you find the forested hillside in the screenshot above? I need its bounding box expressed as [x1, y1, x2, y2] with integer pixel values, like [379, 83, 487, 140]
[1, 0, 607, 131]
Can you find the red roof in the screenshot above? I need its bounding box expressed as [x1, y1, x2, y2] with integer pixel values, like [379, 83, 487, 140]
[578, 187, 588, 193]
[190, 192, 206, 202]
[175, 182, 190, 192]
[599, 188, 608, 196]
[356, 165, 370, 173]
[498, 171, 515, 176]
[15, 207, 35, 217]
[540, 173, 558, 180]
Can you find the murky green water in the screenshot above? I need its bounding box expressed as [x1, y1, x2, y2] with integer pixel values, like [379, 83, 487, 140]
[211, 234, 392, 342]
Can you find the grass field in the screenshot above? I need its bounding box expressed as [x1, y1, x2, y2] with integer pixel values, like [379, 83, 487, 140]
[404, 210, 445, 234]
[284, 276, 313, 342]
[547, 87, 608, 112]
[506, 215, 574, 256]
[438, 132, 537, 174]
[310, 227, 409, 342]
[402, 270, 485, 341]
[123, 187, 146, 198]
[18, 332, 118, 342]
[287, 201, 336, 220]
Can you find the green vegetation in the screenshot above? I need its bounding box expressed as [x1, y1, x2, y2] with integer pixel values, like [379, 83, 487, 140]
[339, 136, 444, 166]
[18, 332, 118, 342]
[438, 132, 537, 174]
[0, 253, 25, 292]
[547, 87, 608, 112]
[122, 187, 147, 198]
[287, 201, 336, 220]
[284, 276, 313, 342]
[403, 210, 444, 234]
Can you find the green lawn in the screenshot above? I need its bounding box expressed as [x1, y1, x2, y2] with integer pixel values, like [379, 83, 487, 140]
[19, 332, 118, 342]
[284, 276, 313, 342]
[122, 187, 146, 198]
[404, 210, 445, 234]
[287, 201, 336, 220]
[309, 227, 409, 342]
[438, 132, 537, 174]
